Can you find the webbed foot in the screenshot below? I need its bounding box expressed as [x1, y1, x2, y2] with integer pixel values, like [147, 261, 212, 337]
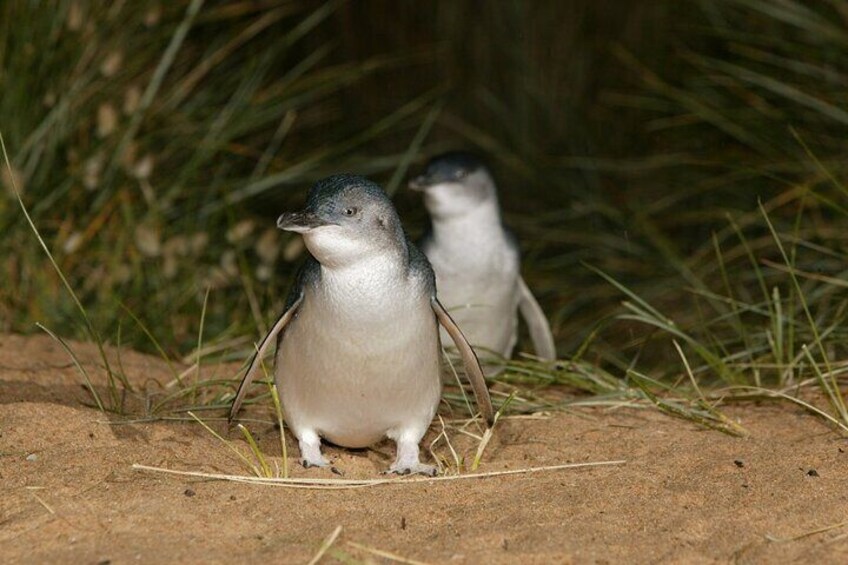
[298, 430, 330, 469]
[387, 430, 438, 476]
[387, 461, 438, 477]
[300, 456, 331, 469]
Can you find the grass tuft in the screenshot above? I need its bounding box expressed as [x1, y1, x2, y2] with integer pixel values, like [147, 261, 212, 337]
[4, 2, 848, 459]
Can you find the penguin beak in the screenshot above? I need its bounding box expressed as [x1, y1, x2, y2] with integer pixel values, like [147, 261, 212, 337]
[277, 210, 334, 233]
[408, 174, 434, 192]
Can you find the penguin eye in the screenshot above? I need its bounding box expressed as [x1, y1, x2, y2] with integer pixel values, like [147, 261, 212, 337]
[342, 207, 359, 217]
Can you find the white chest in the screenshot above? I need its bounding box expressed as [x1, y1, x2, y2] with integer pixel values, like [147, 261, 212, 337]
[424, 223, 521, 354]
[275, 260, 442, 447]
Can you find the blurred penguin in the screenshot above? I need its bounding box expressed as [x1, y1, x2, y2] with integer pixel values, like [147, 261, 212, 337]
[409, 152, 556, 371]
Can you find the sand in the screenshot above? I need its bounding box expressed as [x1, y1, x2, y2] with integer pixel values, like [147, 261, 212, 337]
[2, 333, 847, 564]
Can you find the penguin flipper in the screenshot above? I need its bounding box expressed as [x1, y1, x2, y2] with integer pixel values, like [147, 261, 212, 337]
[431, 297, 495, 426]
[517, 277, 556, 360]
[228, 293, 304, 422]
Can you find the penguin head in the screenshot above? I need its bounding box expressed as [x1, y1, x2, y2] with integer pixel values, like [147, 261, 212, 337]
[277, 174, 404, 267]
[409, 151, 496, 219]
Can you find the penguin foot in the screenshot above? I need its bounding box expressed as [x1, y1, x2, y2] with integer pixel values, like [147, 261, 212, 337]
[387, 430, 435, 476]
[298, 432, 329, 468]
[387, 461, 438, 477]
[300, 456, 330, 469]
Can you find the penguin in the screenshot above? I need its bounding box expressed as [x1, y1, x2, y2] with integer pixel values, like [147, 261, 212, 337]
[409, 152, 556, 370]
[229, 174, 493, 476]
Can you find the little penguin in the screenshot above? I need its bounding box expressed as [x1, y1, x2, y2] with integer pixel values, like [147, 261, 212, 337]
[409, 152, 557, 369]
[229, 174, 494, 476]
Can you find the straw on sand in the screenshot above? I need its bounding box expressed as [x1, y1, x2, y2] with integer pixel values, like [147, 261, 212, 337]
[132, 459, 626, 490]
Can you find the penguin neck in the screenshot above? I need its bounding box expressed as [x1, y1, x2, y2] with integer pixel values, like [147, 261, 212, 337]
[430, 198, 506, 255]
[319, 244, 409, 291]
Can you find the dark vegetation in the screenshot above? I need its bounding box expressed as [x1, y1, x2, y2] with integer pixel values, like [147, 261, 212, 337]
[1, 1, 846, 429]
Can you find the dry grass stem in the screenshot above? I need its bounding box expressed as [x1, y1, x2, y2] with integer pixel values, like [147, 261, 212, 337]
[131, 460, 626, 490]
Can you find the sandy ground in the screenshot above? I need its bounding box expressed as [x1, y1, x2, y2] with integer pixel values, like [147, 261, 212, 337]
[2, 333, 848, 564]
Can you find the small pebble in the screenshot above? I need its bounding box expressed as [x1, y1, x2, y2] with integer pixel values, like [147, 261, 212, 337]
[184, 488, 196, 497]
[26, 454, 38, 462]
[807, 469, 819, 477]
[734, 460, 744, 468]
